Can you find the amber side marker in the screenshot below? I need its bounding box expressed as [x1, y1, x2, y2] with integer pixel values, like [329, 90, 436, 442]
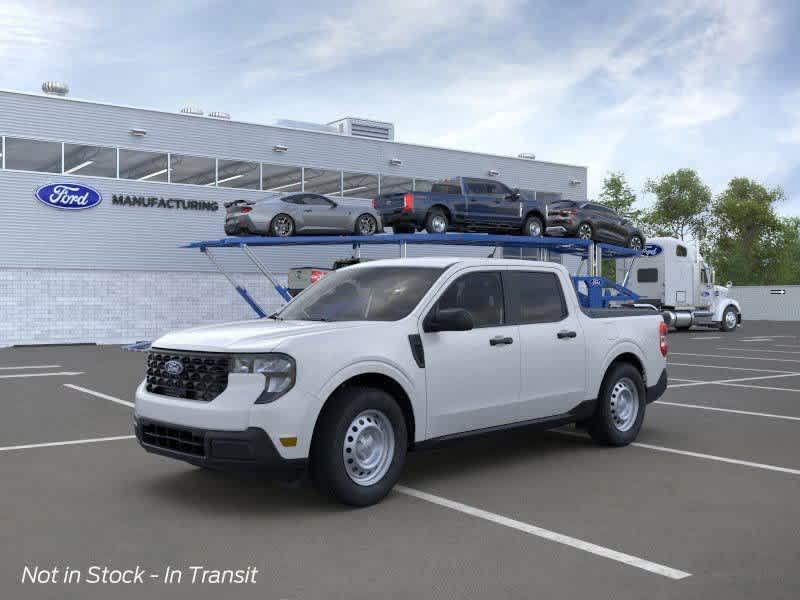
[280, 437, 298, 447]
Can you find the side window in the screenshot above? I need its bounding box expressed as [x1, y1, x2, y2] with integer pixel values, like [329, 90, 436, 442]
[435, 271, 504, 328]
[466, 182, 487, 194]
[305, 195, 332, 206]
[701, 269, 708, 284]
[505, 271, 567, 325]
[637, 268, 659, 283]
[676, 245, 688, 257]
[283, 195, 304, 205]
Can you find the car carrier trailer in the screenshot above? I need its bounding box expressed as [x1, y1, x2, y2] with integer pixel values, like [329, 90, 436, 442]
[183, 233, 643, 317]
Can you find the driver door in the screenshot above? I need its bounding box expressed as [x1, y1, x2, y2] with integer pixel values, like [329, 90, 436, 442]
[420, 269, 521, 438]
[301, 194, 342, 232]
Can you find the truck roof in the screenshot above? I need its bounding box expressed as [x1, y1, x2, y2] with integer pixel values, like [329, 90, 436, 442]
[344, 256, 571, 273]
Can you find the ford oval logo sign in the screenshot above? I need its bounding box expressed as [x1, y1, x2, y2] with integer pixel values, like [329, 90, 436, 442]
[642, 244, 663, 257]
[35, 183, 103, 210]
[164, 360, 184, 376]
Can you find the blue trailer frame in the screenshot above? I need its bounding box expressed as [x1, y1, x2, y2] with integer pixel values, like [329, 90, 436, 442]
[184, 233, 640, 316]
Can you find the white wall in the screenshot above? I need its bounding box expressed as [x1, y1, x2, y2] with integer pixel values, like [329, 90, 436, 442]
[728, 285, 800, 321]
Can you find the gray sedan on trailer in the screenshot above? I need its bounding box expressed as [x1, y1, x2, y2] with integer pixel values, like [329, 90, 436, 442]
[224, 193, 383, 237]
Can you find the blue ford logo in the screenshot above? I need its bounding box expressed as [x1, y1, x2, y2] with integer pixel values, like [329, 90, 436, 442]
[165, 360, 184, 376]
[642, 244, 663, 257]
[35, 183, 103, 210]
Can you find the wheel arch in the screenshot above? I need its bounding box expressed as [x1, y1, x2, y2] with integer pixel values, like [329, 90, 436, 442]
[595, 350, 646, 399]
[269, 212, 296, 235]
[427, 204, 452, 222]
[713, 298, 741, 323]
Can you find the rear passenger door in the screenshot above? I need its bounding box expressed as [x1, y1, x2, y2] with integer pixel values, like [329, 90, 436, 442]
[505, 269, 587, 418]
[464, 180, 492, 227]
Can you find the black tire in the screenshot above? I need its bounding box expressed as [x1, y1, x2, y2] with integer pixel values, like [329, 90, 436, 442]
[354, 213, 379, 236]
[720, 306, 739, 332]
[576, 222, 593, 240]
[522, 215, 544, 237]
[587, 362, 646, 446]
[424, 208, 449, 234]
[270, 214, 295, 237]
[628, 234, 644, 250]
[393, 224, 415, 234]
[311, 386, 408, 507]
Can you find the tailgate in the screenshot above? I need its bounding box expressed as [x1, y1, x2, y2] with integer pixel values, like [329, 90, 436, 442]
[374, 192, 409, 212]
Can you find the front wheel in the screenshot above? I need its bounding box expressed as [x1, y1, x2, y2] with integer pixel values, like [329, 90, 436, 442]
[587, 363, 645, 446]
[720, 306, 739, 332]
[576, 222, 593, 240]
[522, 215, 544, 237]
[311, 387, 408, 506]
[355, 213, 379, 235]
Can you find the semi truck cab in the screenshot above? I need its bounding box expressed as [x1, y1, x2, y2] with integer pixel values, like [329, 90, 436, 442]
[619, 236, 741, 332]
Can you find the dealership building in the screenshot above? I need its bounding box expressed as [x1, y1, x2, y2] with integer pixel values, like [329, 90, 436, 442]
[0, 85, 589, 346]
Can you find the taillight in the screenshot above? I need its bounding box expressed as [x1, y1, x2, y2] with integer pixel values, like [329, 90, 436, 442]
[372, 198, 377, 209]
[402, 193, 414, 213]
[241, 207, 252, 214]
[659, 321, 669, 356]
[310, 270, 325, 284]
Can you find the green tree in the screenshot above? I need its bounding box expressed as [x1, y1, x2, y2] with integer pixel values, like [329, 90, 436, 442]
[642, 169, 711, 241]
[598, 171, 640, 220]
[707, 178, 786, 285]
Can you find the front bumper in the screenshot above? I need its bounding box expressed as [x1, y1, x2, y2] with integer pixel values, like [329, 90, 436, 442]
[646, 369, 668, 403]
[135, 417, 306, 475]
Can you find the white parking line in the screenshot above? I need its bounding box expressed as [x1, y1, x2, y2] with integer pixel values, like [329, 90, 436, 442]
[717, 382, 800, 393]
[689, 336, 721, 340]
[396, 485, 691, 580]
[717, 347, 800, 355]
[655, 401, 800, 422]
[668, 372, 800, 389]
[557, 430, 800, 476]
[670, 352, 800, 363]
[0, 371, 84, 379]
[774, 344, 800, 349]
[0, 435, 135, 453]
[668, 362, 795, 374]
[0, 364, 61, 370]
[63, 384, 134, 408]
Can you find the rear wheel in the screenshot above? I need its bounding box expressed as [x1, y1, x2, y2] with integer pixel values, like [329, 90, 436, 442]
[587, 363, 645, 446]
[628, 234, 644, 250]
[720, 306, 739, 332]
[270, 214, 295, 237]
[311, 387, 407, 506]
[522, 215, 544, 237]
[355, 213, 378, 235]
[576, 222, 593, 240]
[425, 209, 449, 234]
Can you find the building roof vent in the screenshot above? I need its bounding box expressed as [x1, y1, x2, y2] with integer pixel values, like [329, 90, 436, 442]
[329, 117, 395, 141]
[208, 111, 231, 120]
[517, 152, 536, 160]
[180, 106, 204, 116]
[42, 81, 69, 96]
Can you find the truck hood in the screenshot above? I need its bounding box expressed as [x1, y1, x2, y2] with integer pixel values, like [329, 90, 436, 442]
[152, 319, 374, 353]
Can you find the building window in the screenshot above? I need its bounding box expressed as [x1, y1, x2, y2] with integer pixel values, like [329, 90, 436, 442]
[119, 149, 168, 182]
[304, 167, 342, 195]
[170, 154, 216, 186]
[262, 163, 302, 192]
[413, 178, 435, 192]
[380, 176, 413, 195]
[342, 171, 379, 198]
[63, 143, 117, 177]
[4, 137, 61, 173]
[217, 159, 260, 189]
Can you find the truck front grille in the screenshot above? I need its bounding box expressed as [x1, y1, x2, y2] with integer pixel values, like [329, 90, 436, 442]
[140, 422, 205, 456]
[145, 351, 229, 402]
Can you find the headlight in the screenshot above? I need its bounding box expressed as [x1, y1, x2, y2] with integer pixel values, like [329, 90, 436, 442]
[230, 353, 295, 404]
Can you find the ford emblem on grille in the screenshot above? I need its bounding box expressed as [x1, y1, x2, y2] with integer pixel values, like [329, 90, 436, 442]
[165, 359, 184, 376]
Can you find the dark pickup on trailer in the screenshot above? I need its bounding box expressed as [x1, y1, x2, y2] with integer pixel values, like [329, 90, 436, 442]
[373, 177, 549, 236]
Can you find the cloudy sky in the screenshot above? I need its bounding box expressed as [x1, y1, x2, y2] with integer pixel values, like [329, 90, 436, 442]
[2, 0, 799, 212]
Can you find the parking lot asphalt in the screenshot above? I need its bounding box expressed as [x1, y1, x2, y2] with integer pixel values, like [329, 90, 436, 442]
[2, 322, 800, 599]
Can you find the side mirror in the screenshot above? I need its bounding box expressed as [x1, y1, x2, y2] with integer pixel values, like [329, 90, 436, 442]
[508, 188, 521, 200]
[726, 281, 733, 289]
[329, 201, 338, 208]
[424, 308, 474, 332]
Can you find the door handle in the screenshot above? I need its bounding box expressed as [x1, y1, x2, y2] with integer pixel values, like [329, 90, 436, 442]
[557, 330, 577, 339]
[303, 209, 313, 213]
[490, 336, 514, 346]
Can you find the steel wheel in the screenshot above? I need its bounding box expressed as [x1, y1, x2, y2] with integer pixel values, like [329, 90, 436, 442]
[577, 223, 593, 240]
[628, 235, 643, 250]
[342, 409, 396, 486]
[430, 214, 447, 233]
[271, 214, 294, 237]
[610, 377, 639, 432]
[356, 214, 378, 235]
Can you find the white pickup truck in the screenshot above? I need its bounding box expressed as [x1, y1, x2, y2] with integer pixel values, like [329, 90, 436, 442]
[135, 257, 668, 506]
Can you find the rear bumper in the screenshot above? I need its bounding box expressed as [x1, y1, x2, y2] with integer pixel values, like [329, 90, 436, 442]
[380, 210, 420, 227]
[135, 416, 307, 475]
[646, 369, 668, 403]
[546, 220, 578, 236]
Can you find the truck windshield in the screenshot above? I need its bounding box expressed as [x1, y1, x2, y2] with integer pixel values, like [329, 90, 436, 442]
[276, 267, 445, 322]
